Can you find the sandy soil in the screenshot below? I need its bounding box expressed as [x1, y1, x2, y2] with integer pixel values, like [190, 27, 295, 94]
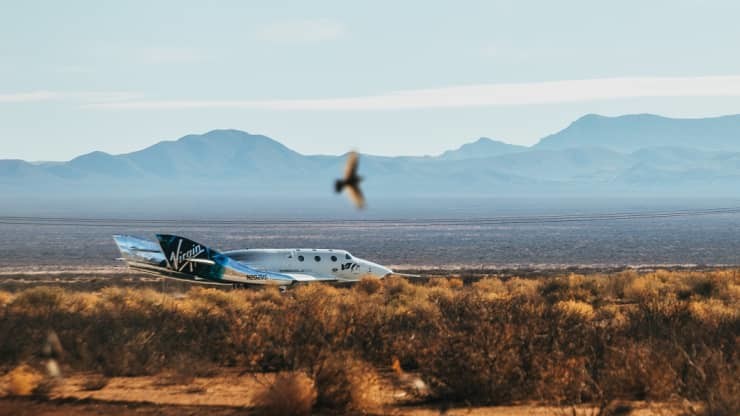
[0, 370, 688, 415]
[0, 398, 683, 416]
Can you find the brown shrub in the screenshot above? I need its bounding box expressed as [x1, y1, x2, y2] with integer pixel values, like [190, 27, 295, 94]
[417, 293, 534, 404]
[284, 284, 345, 369]
[355, 276, 382, 295]
[0, 291, 12, 308]
[603, 271, 638, 299]
[623, 274, 665, 301]
[255, 371, 316, 416]
[447, 277, 463, 289]
[312, 354, 383, 412]
[554, 300, 595, 321]
[94, 329, 164, 377]
[686, 274, 720, 298]
[473, 277, 507, 299]
[726, 282, 740, 303]
[254, 286, 285, 305]
[0, 270, 736, 408]
[383, 275, 418, 300]
[601, 342, 680, 401]
[703, 375, 740, 416]
[4, 364, 43, 396]
[688, 299, 737, 327]
[505, 277, 541, 298]
[187, 287, 238, 308]
[540, 274, 599, 303]
[595, 304, 629, 329]
[686, 350, 740, 416]
[8, 286, 64, 318]
[536, 356, 594, 404]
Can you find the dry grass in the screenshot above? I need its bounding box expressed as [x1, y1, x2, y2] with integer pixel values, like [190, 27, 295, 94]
[472, 277, 508, 299]
[254, 371, 316, 416]
[312, 353, 383, 412]
[0, 291, 13, 307]
[3, 364, 43, 396]
[0, 269, 737, 411]
[356, 275, 383, 295]
[555, 299, 595, 320]
[688, 299, 738, 326]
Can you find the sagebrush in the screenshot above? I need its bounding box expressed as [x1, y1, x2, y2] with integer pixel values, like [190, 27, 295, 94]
[0, 270, 737, 411]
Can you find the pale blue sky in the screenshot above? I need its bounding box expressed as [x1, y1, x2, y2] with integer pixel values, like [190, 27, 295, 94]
[3, 0, 740, 160]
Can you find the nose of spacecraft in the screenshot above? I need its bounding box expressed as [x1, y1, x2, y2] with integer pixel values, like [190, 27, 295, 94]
[370, 261, 393, 278]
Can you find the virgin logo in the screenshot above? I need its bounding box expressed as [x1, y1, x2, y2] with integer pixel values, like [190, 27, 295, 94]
[169, 239, 205, 271]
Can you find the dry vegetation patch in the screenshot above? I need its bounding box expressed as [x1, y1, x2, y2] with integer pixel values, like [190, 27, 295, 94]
[255, 371, 316, 416]
[2, 364, 43, 396]
[0, 291, 13, 307]
[0, 269, 737, 413]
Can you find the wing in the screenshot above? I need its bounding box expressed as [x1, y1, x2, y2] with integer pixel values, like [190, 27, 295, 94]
[222, 257, 296, 283]
[345, 183, 365, 209]
[280, 272, 340, 283]
[344, 151, 359, 181]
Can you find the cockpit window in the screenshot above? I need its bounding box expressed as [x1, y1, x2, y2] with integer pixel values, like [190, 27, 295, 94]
[314, 256, 321, 262]
[298, 255, 304, 262]
[330, 255, 337, 262]
[345, 253, 352, 260]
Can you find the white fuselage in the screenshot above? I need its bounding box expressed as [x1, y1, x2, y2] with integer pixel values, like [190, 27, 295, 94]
[223, 248, 392, 282]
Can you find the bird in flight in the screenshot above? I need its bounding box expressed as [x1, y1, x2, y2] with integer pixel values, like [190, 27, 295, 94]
[335, 151, 365, 209]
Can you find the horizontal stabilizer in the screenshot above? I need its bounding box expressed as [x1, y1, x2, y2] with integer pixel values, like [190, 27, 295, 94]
[113, 235, 166, 266]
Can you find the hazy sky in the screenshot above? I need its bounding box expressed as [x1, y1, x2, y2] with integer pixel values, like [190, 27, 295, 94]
[3, 0, 740, 161]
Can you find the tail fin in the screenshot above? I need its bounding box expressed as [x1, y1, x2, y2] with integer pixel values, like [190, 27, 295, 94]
[112, 235, 166, 266]
[156, 234, 223, 278]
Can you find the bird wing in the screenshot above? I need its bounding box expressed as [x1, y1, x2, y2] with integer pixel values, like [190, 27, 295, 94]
[344, 151, 359, 181]
[345, 183, 365, 209]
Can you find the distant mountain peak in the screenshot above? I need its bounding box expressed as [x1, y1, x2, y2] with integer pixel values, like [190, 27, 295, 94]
[71, 150, 113, 161]
[576, 113, 605, 120]
[178, 129, 265, 143]
[439, 137, 526, 160]
[535, 112, 740, 153]
[130, 129, 296, 157]
[199, 128, 255, 138]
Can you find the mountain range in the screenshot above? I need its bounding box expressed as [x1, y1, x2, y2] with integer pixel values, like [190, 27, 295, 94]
[3, 113, 740, 203]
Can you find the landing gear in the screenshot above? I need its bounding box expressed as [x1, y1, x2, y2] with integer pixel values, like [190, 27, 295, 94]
[232, 283, 248, 289]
